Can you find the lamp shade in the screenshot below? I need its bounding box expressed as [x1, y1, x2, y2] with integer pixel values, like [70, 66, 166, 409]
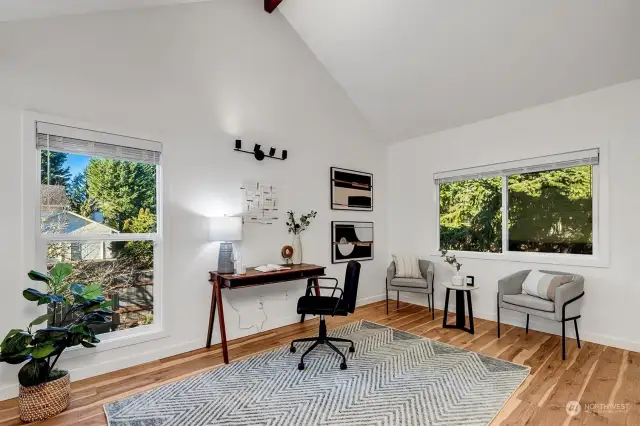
[209, 216, 243, 242]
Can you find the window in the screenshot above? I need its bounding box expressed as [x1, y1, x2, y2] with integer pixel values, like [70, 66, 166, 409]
[508, 166, 593, 254]
[439, 177, 502, 253]
[37, 122, 161, 336]
[435, 149, 599, 259]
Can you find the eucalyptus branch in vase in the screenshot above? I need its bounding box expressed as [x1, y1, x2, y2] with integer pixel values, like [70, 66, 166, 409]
[441, 250, 464, 285]
[286, 210, 317, 265]
[286, 210, 317, 235]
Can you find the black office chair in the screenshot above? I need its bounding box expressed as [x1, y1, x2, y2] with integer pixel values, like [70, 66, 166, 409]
[290, 260, 361, 371]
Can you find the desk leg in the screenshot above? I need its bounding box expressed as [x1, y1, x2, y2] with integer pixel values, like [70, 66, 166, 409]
[215, 280, 229, 364]
[206, 281, 217, 349]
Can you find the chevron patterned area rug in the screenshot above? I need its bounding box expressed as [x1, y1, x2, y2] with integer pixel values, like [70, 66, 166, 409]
[104, 320, 529, 425]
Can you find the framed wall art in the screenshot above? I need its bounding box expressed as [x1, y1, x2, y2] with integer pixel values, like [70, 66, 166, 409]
[331, 221, 374, 263]
[330, 167, 373, 211]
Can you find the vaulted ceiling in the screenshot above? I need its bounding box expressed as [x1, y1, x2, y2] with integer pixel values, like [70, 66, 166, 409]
[0, 0, 639, 144]
[280, 0, 640, 143]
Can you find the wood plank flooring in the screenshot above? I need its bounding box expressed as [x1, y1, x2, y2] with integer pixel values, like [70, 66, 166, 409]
[0, 300, 637, 425]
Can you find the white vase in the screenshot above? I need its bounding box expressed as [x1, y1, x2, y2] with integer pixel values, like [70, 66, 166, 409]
[292, 234, 302, 265]
[452, 275, 464, 286]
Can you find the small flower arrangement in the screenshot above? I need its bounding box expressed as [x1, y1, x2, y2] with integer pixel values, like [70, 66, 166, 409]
[286, 210, 317, 235]
[441, 249, 462, 275]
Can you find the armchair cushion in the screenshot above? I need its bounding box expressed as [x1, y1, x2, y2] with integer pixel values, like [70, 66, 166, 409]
[392, 254, 421, 278]
[503, 294, 555, 312]
[390, 277, 428, 289]
[522, 270, 573, 301]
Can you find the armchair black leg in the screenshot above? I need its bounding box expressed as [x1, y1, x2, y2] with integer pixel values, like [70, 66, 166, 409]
[526, 314, 530, 334]
[386, 287, 389, 314]
[574, 319, 581, 349]
[397, 291, 400, 309]
[428, 292, 434, 320]
[497, 293, 501, 338]
[432, 291, 435, 320]
[325, 340, 348, 370]
[562, 320, 566, 360]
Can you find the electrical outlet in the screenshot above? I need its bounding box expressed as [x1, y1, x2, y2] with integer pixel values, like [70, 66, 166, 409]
[284, 289, 288, 300]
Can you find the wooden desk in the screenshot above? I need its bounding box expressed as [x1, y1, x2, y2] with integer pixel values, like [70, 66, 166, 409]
[207, 263, 326, 363]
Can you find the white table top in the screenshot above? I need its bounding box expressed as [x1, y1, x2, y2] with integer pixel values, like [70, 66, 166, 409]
[441, 281, 480, 291]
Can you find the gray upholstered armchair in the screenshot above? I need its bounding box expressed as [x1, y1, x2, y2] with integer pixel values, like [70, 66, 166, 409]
[386, 259, 434, 319]
[497, 270, 585, 360]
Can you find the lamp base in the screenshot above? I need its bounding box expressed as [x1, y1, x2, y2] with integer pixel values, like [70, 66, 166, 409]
[218, 242, 235, 274]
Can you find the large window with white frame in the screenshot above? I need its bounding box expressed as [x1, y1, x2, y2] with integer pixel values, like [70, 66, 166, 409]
[436, 149, 598, 258]
[36, 122, 161, 336]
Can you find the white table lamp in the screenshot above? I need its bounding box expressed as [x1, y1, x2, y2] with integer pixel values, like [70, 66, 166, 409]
[210, 217, 243, 273]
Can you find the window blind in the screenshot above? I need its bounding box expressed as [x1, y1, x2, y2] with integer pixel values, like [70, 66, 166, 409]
[433, 148, 599, 184]
[36, 122, 161, 165]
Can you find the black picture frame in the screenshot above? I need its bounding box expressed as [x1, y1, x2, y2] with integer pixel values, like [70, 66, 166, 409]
[331, 221, 374, 264]
[330, 167, 373, 211]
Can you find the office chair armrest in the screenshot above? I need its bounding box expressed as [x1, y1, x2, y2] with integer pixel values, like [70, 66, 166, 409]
[307, 286, 345, 315]
[308, 277, 340, 297]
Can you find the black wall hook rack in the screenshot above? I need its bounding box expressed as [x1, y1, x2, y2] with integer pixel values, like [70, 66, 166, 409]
[234, 139, 287, 161]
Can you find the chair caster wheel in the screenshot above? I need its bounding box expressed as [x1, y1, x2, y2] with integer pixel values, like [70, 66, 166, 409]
[349, 346, 355, 353]
[340, 362, 347, 370]
[298, 362, 305, 370]
[290, 346, 296, 353]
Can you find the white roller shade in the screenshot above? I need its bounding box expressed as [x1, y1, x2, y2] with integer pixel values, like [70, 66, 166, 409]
[36, 122, 161, 165]
[434, 149, 599, 184]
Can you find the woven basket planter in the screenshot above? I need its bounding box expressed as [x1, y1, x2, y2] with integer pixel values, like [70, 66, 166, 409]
[18, 372, 70, 423]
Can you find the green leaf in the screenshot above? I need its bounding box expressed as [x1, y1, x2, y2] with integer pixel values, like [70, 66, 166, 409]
[27, 270, 52, 284]
[0, 348, 32, 365]
[31, 344, 56, 359]
[0, 329, 24, 349]
[82, 283, 103, 299]
[30, 313, 53, 327]
[1, 332, 32, 355]
[33, 327, 68, 345]
[18, 359, 49, 387]
[23, 288, 46, 302]
[50, 263, 73, 285]
[70, 283, 86, 296]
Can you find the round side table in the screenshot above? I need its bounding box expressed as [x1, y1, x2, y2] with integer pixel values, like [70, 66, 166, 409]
[441, 281, 479, 334]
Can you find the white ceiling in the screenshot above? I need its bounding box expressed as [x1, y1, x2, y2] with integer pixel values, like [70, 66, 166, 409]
[0, 0, 207, 22]
[0, 1, 638, 144]
[281, 0, 640, 143]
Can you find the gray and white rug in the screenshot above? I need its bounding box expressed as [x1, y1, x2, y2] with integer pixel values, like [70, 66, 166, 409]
[104, 320, 529, 426]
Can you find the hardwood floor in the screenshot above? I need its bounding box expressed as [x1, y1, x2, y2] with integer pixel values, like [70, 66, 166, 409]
[0, 300, 637, 425]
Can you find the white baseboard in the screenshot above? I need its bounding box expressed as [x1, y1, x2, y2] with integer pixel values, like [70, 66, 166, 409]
[402, 293, 640, 353]
[356, 293, 387, 307]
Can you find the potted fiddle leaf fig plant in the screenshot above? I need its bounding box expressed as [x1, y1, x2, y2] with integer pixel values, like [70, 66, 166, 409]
[0, 263, 113, 423]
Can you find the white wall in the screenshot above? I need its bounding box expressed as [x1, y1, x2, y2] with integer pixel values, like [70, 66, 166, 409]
[389, 79, 640, 352]
[0, 1, 388, 399]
